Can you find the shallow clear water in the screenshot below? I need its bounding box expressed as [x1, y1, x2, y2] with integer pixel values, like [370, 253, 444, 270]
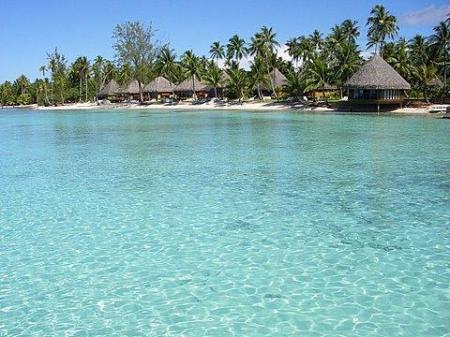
[0, 109, 449, 337]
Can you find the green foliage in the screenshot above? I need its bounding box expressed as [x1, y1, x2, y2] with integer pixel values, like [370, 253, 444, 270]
[226, 35, 247, 65]
[47, 48, 68, 105]
[0, 10, 448, 106]
[203, 61, 223, 97]
[210, 41, 225, 63]
[113, 21, 162, 101]
[248, 26, 280, 95]
[226, 67, 248, 101]
[304, 56, 331, 91]
[366, 5, 399, 54]
[16, 93, 31, 105]
[155, 46, 178, 83]
[284, 71, 306, 97]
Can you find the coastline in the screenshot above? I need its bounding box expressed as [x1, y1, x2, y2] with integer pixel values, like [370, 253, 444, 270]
[2, 101, 447, 116]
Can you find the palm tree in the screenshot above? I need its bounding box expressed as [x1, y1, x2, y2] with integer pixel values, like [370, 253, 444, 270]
[47, 48, 67, 105]
[309, 30, 323, 51]
[73, 56, 89, 102]
[81, 57, 90, 102]
[14, 75, 30, 96]
[171, 64, 186, 86]
[118, 63, 133, 86]
[226, 34, 247, 66]
[333, 41, 362, 97]
[181, 50, 202, 100]
[284, 70, 305, 98]
[305, 56, 331, 102]
[341, 19, 360, 43]
[409, 35, 429, 67]
[92, 56, 107, 97]
[209, 41, 225, 66]
[226, 67, 247, 102]
[155, 46, 177, 82]
[366, 5, 399, 55]
[329, 25, 345, 45]
[102, 61, 117, 88]
[415, 64, 438, 102]
[249, 26, 280, 96]
[383, 39, 413, 81]
[299, 36, 315, 63]
[429, 20, 450, 95]
[249, 56, 270, 99]
[203, 61, 222, 97]
[39, 65, 50, 105]
[286, 37, 302, 67]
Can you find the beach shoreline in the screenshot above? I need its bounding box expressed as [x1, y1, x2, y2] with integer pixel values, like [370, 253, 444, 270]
[22, 101, 447, 116]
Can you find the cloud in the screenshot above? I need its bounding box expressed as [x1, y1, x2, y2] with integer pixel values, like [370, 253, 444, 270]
[276, 45, 292, 62]
[400, 4, 450, 26]
[360, 51, 374, 60]
[218, 45, 293, 70]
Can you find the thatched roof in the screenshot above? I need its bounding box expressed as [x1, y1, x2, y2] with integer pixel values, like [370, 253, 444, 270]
[323, 83, 338, 90]
[306, 82, 338, 92]
[344, 55, 411, 90]
[144, 76, 174, 93]
[174, 76, 210, 92]
[97, 80, 120, 97]
[271, 68, 288, 88]
[122, 80, 140, 94]
[427, 77, 443, 87]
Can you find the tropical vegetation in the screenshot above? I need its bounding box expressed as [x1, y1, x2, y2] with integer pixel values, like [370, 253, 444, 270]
[0, 6, 448, 106]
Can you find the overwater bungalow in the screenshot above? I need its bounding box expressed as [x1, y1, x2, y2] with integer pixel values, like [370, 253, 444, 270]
[344, 55, 411, 111]
[174, 76, 211, 99]
[97, 80, 121, 101]
[144, 76, 174, 99]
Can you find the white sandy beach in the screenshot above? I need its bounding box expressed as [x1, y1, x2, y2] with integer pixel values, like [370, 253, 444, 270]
[28, 101, 449, 116]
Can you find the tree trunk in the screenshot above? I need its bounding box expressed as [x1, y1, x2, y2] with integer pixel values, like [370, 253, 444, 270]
[323, 86, 328, 104]
[138, 81, 143, 103]
[257, 84, 263, 100]
[266, 64, 276, 97]
[79, 78, 83, 102]
[85, 74, 88, 102]
[43, 81, 49, 106]
[60, 81, 65, 105]
[192, 75, 197, 100]
[214, 87, 218, 98]
[443, 64, 447, 99]
[424, 86, 429, 103]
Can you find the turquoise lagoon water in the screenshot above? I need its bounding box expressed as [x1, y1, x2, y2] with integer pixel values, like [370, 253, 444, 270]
[0, 109, 449, 337]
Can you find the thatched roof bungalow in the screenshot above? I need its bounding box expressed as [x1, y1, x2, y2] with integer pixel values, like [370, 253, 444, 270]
[174, 76, 211, 98]
[97, 80, 121, 99]
[122, 80, 141, 95]
[144, 76, 174, 97]
[427, 77, 443, 88]
[305, 82, 339, 99]
[344, 55, 410, 107]
[260, 68, 288, 91]
[271, 68, 288, 88]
